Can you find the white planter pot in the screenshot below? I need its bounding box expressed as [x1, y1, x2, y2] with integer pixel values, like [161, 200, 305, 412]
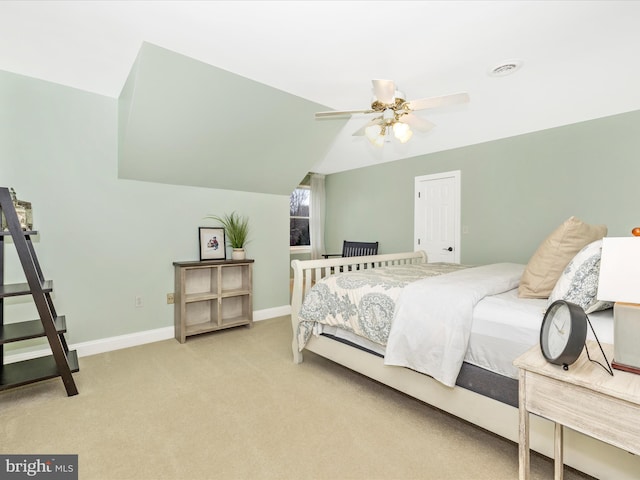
[231, 248, 246, 260]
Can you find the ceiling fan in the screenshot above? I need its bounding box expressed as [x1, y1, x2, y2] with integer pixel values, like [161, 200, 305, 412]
[315, 79, 470, 146]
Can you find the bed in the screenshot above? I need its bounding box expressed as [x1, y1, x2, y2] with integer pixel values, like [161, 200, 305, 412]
[290, 248, 640, 479]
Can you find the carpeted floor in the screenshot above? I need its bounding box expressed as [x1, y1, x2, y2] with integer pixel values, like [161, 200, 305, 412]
[0, 316, 593, 479]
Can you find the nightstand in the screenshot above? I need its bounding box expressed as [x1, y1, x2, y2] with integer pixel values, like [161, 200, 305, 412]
[514, 342, 640, 480]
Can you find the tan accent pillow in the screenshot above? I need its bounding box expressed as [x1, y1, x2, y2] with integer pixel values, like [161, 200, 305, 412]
[518, 216, 607, 298]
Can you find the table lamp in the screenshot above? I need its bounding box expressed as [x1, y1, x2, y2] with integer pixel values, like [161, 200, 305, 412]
[597, 229, 640, 373]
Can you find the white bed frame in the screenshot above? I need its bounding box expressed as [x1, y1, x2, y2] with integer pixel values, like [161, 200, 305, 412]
[290, 252, 640, 480]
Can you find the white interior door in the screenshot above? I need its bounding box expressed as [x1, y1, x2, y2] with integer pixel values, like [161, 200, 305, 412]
[414, 171, 461, 263]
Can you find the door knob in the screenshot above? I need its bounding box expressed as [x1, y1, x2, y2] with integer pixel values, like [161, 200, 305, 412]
[443, 247, 453, 252]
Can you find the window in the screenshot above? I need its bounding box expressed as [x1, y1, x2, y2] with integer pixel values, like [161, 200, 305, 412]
[290, 186, 310, 248]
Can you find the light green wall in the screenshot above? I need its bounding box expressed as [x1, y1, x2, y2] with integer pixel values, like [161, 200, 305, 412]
[118, 43, 346, 195]
[1, 69, 291, 352]
[325, 110, 640, 265]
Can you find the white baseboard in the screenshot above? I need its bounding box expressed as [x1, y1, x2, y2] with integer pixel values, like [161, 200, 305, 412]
[4, 305, 292, 364]
[253, 304, 291, 321]
[74, 326, 175, 358]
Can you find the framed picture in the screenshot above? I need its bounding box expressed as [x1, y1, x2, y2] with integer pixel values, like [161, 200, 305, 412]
[199, 227, 226, 261]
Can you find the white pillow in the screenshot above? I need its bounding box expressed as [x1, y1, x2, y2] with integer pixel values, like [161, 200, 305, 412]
[548, 239, 613, 314]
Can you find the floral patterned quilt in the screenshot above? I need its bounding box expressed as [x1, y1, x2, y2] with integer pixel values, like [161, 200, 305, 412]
[297, 262, 469, 350]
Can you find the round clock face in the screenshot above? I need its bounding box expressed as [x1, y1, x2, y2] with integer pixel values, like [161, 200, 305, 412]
[546, 304, 572, 359]
[540, 300, 587, 367]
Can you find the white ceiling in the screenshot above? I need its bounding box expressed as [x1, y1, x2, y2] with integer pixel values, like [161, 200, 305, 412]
[2, 1, 640, 175]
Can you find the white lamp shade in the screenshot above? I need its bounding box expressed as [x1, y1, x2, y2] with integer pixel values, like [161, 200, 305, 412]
[365, 124, 382, 142]
[392, 122, 413, 143]
[597, 237, 640, 303]
[372, 135, 385, 147]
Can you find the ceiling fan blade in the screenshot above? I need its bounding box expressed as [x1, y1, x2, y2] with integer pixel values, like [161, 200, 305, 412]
[399, 113, 436, 133]
[315, 109, 374, 118]
[406, 92, 470, 111]
[352, 117, 383, 136]
[372, 79, 396, 104]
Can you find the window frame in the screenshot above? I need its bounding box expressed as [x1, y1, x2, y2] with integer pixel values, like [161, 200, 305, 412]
[290, 185, 311, 252]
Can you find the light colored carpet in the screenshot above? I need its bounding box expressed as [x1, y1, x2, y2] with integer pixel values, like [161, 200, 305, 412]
[0, 316, 592, 480]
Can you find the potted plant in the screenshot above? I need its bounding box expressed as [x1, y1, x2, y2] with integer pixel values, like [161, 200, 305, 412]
[205, 211, 249, 260]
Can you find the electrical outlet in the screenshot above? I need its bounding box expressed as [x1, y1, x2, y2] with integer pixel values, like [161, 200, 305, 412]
[167, 293, 175, 304]
[135, 296, 143, 308]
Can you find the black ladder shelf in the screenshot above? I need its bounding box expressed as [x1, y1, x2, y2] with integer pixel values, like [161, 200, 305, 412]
[0, 187, 78, 396]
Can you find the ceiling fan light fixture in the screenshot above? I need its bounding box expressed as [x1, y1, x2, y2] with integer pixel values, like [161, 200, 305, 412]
[382, 108, 395, 121]
[372, 135, 385, 148]
[393, 122, 413, 143]
[365, 124, 382, 142]
[400, 130, 413, 144]
[366, 124, 387, 147]
[316, 79, 469, 148]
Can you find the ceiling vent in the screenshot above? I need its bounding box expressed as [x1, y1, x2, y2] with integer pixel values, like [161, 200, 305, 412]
[489, 60, 523, 77]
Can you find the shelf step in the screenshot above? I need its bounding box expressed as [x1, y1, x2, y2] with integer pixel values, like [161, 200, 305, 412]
[0, 350, 79, 391]
[0, 316, 67, 345]
[0, 280, 53, 298]
[0, 230, 38, 236]
[185, 318, 251, 337]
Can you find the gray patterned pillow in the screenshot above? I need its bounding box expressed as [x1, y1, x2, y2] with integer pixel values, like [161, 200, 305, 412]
[548, 239, 613, 314]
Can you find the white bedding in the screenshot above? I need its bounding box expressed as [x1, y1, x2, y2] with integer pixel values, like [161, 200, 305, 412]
[384, 263, 524, 387]
[321, 287, 614, 382]
[466, 288, 613, 379]
[302, 261, 614, 385]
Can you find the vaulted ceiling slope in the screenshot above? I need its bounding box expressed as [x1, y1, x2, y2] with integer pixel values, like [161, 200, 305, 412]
[118, 43, 343, 194]
[3, 1, 640, 177]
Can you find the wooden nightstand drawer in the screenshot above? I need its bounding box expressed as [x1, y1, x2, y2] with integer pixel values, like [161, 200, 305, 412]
[525, 371, 640, 455]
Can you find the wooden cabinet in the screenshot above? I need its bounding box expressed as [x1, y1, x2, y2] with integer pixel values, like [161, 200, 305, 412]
[173, 259, 253, 343]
